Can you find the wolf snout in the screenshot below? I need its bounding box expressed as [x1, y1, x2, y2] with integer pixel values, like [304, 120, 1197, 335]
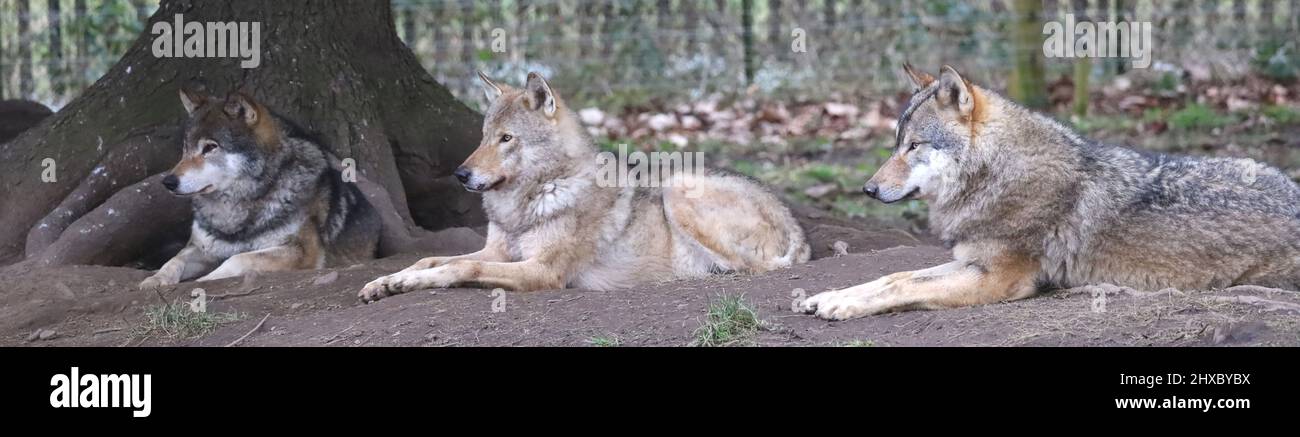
[161, 174, 180, 192]
[454, 166, 472, 184]
[862, 182, 880, 199]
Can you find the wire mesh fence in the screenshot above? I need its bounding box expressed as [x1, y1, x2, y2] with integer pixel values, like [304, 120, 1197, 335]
[1, 0, 1298, 110]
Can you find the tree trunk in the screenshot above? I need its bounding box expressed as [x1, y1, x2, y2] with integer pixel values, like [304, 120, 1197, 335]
[0, 0, 486, 267]
[1009, 0, 1047, 109]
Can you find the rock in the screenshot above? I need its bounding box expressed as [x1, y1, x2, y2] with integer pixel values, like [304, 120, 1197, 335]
[241, 271, 259, 288]
[312, 271, 339, 286]
[666, 133, 689, 148]
[647, 113, 677, 132]
[803, 183, 838, 199]
[831, 241, 850, 257]
[824, 102, 859, 118]
[55, 282, 76, 300]
[578, 107, 605, 126]
[1208, 321, 1269, 346]
[290, 302, 303, 310]
[38, 329, 57, 340]
[680, 115, 703, 130]
[0, 100, 53, 143]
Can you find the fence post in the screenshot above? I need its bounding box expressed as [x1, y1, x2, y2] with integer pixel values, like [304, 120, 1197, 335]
[767, 0, 782, 61]
[682, 0, 698, 53]
[75, 0, 87, 87]
[18, 0, 32, 98]
[0, 0, 6, 99]
[743, 0, 755, 84]
[49, 0, 64, 98]
[460, 0, 475, 66]
[823, 0, 836, 54]
[1072, 0, 1090, 117]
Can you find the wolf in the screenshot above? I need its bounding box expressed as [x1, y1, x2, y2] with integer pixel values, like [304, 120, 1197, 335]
[357, 72, 810, 302]
[138, 88, 380, 290]
[798, 64, 1300, 320]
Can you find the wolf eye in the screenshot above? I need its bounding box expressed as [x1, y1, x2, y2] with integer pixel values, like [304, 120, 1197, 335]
[500, 134, 513, 143]
[908, 141, 927, 152]
[200, 141, 220, 155]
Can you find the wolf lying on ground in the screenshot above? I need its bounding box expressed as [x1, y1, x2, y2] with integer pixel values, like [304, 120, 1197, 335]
[357, 72, 810, 302]
[139, 88, 380, 290]
[799, 64, 1300, 320]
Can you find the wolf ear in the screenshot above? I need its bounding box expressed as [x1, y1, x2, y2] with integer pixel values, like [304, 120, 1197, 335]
[224, 93, 261, 127]
[935, 65, 976, 118]
[902, 63, 935, 91]
[477, 70, 503, 104]
[523, 71, 558, 118]
[179, 86, 208, 115]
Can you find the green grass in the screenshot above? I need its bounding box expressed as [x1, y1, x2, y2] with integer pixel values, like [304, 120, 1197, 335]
[1169, 104, 1237, 131]
[690, 294, 763, 347]
[1262, 105, 1300, 125]
[586, 335, 622, 347]
[133, 302, 243, 339]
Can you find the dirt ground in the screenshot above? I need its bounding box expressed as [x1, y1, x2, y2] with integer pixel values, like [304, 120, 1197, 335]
[2, 208, 1298, 347]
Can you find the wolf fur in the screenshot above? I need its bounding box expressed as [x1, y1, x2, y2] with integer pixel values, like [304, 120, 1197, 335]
[799, 64, 1300, 320]
[358, 72, 810, 302]
[139, 88, 379, 290]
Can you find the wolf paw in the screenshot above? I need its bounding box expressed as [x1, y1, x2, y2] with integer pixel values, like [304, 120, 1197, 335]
[358, 276, 398, 303]
[798, 289, 875, 321]
[359, 271, 437, 303]
[138, 275, 176, 291]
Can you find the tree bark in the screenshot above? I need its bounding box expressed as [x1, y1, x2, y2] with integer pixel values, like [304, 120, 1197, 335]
[0, 0, 485, 267]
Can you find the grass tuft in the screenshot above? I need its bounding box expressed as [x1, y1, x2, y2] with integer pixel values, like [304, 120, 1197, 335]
[134, 302, 243, 339]
[690, 294, 763, 347]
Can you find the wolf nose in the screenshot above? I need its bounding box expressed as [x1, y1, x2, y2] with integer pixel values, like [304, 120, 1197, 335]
[454, 166, 472, 184]
[162, 174, 179, 192]
[862, 183, 879, 199]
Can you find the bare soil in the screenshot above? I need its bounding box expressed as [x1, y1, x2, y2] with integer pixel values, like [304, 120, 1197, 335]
[3, 209, 1298, 347]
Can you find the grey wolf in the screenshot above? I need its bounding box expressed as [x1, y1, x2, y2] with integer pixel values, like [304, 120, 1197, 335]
[799, 64, 1300, 320]
[139, 88, 379, 290]
[357, 72, 810, 302]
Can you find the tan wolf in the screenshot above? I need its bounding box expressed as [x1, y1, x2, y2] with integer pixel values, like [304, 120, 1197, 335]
[139, 88, 380, 290]
[358, 72, 810, 302]
[798, 64, 1300, 320]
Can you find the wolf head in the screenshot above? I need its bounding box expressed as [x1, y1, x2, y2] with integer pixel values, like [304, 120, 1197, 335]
[457, 71, 589, 193]
[164, 86, 281, 197]
[864, 64, 986, 204]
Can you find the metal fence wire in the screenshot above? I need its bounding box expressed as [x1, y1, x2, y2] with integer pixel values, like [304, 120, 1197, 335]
[1, 0, 1297, 109]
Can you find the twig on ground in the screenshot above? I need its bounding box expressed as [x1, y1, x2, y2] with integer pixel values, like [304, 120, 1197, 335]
[225, 313, 271, 347]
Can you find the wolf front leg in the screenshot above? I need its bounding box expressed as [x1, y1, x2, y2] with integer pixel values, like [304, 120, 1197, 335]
[359, 259, 564, 303]
[798, 250, 1039, 320]
[196, 244, 311, 282]
[398, 225, 510, 273]
[139, 245, 220, 290]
